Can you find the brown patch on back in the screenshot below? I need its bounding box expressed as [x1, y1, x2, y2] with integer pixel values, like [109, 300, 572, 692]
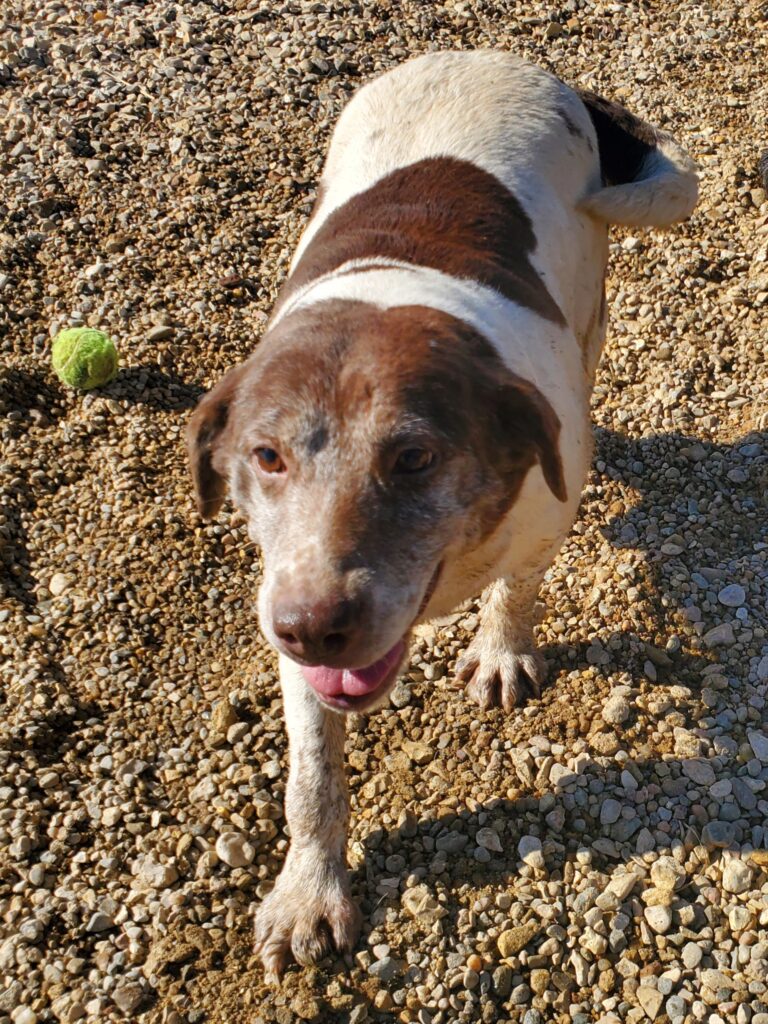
[278, 157, 565, 326]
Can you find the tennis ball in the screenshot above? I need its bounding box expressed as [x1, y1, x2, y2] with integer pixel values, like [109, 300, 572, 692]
[51, 327, 119, 390]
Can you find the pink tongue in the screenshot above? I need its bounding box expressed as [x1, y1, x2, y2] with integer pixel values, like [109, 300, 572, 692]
[301, 640, 406, 698]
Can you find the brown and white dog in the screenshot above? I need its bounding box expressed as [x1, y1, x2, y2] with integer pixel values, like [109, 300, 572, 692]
[186, 52, 697, 974]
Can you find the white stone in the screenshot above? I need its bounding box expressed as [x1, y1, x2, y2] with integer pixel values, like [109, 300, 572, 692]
[681, 941, 702, 969]
[12, 1010, 37, 1024]
[518, 835, 544, 869]
[722, 859, 753, 895]
[644, 905, 672, 934]
[49, 572, 71, 596]
[602, 695, 630, 725]
[637, 985, 664, 1020]
[215, 832, 255, 868]
[650, 856, 685, 892]
[608, 872, 640, 900]
[138, 856, 178, 889]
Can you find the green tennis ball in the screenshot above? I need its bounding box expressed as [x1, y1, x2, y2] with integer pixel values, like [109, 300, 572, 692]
[52, 327, 119, 390]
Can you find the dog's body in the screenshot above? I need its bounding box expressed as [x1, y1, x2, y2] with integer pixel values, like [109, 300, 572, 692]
[187, 52, 697, 973]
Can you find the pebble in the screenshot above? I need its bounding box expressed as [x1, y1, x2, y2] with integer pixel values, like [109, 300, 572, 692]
[518, 835, 545, 869]
[602, 694, 630, 725]
[747, 731, 768, 763]
[644, 906, 673, 934]
[682, 942, 703, 969]
[718, 583, 746, 607]
[498, 923, 540, 958]
[215, 832, 255, 868]
[85, 912, 114, 933]
[722, 859, 753, 894]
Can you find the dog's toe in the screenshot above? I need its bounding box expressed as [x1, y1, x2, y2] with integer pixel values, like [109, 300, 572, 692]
[458, 645, 545, 712]
[253, 860, 361, 976]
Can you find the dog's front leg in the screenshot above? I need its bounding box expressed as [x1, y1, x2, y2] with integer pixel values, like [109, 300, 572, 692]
[254, 655, 361, 976]
[456, 576, 546, 712]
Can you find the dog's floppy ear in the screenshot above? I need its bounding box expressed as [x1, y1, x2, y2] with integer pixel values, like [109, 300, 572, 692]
[494, 376, 568, 503]
[186, 365, 243, 519]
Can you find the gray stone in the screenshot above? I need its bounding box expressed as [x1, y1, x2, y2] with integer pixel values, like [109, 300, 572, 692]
[681, 759, 716, 787]
[718, 583, 746, 607]
[747, 731, 768, 763]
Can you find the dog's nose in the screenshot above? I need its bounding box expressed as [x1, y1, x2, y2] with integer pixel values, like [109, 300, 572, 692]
[272, 595, 361, 663]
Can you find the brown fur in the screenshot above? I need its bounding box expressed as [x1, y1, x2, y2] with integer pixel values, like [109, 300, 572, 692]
[276, 157, 565, 326]
[187, 300, 566, 538]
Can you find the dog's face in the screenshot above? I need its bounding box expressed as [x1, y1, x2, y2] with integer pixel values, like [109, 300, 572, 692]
[187, 300, 565, 711]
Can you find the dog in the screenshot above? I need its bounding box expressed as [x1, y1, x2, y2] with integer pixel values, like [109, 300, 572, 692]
[186, 51, 697, 974]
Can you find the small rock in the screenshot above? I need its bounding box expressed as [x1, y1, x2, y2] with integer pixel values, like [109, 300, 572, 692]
[215, 832, 255, 868]
[702, 821, 735, 848]
[368, 956, 402, 983]
[85, 912, 114, 933]
[498, 922, 540, 958]
[137, 856, 178, 889]
[681, 759, 716, 787]
[147, 324, 175, 342]
[401, 740, 432, 765]
[643, 906, 672, 934]
[600, 798, 622, 825]
[650, 856, 685, 892]
[401, 884, 447, 925]
[717, 583, 746, 607]
[518, 835, 545, 869]
[703, 623, 736, 648]
[681, 942, 703, 969]
[722, 859, 753, 894]
[747, 730, 768, 763]
[475, 827, 503, 853]
[637, 985, 664, 1020]
[112, 983, 145, 1014]
[602, 694, 630, 725]
[49, 573, 71, 596]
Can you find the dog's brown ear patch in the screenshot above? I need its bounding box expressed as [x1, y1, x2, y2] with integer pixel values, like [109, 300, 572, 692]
[186, 366, 243, 519]
[495, 378, 568, 503]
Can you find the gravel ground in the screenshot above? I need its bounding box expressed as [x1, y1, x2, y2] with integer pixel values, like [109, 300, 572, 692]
[1, 2, 768, 1023]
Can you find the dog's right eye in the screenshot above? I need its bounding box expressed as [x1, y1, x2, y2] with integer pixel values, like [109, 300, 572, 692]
[393, 447, 435, 475]
[253, 447, 286, 474]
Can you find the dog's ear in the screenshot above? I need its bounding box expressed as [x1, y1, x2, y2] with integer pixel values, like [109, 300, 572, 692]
[494, 377, 568, 503]
[186, 366, 243, 519]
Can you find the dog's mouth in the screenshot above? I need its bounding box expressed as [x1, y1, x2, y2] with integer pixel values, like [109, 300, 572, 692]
[301, 562, 442, 712]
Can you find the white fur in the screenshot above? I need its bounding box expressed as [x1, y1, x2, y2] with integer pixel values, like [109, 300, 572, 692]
[579, 135, 699, 227]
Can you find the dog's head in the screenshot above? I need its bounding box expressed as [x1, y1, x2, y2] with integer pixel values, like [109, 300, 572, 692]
[187, 300, 565, 711]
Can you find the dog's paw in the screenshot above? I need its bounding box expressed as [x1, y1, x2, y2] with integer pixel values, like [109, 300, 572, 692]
[254, 853, 361, 976]
[456, 639, 545, 712]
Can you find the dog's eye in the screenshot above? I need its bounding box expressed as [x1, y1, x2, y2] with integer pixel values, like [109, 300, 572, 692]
[253, 447, 286, 474]
[393, 448, 434, 474]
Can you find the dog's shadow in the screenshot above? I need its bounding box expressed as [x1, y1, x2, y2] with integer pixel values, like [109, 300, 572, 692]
[334, 424, 767, 998]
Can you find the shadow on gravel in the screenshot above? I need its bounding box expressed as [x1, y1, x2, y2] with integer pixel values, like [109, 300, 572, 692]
[101, 363, 204, 411]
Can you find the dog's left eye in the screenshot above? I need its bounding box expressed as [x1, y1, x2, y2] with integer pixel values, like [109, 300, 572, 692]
[253, 447, 286, 474]
[393, 448, 434, 474]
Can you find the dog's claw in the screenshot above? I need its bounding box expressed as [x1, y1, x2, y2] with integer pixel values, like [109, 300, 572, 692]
[253, 860, 361, 975]
[457, 644, 545, 711]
